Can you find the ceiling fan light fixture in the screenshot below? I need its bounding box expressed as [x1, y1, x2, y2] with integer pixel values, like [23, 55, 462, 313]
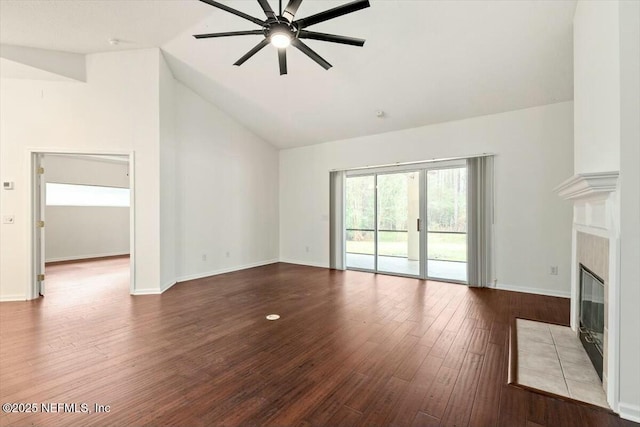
[270, 32, 291, 48]
[268, 22, 293, 48]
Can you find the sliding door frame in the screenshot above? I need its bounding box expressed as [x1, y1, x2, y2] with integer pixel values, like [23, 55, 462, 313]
[373, 173, 379, 272]
[424, 162, 468, 285]
[345, 159, 468, 283]
[343, 172, 377, 274]
[375, 169, 422, 278]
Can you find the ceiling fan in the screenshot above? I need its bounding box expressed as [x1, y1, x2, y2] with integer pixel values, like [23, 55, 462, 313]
[193, 0, 371, 75]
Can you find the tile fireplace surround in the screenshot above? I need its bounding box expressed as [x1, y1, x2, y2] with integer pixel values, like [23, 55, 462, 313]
[555, 171, 619, 411]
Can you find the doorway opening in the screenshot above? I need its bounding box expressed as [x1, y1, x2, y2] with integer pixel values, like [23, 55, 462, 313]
[30, 151, 135, 298]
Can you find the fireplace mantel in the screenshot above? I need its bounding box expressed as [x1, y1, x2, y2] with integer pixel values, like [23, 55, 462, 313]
[554, 171, 619, 201]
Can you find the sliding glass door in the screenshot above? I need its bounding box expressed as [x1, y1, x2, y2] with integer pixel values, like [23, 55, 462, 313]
[426, 167, 468, 282]
[376, 171, 421, 276]
[345, 163, 468, 283]
[345, 175, 376, 271]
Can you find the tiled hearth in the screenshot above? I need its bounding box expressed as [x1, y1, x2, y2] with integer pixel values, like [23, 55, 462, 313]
[516, 319, 609, 409]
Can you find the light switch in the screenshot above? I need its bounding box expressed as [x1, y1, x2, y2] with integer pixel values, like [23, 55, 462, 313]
[3, 182, 14, 190]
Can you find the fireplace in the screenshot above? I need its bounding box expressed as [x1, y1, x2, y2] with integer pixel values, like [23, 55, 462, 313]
[579, 264, 605, 381]
[555, 171, 618, 407]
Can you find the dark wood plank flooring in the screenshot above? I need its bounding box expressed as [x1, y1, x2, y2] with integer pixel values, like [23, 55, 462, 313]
[0, 260, 637, 427]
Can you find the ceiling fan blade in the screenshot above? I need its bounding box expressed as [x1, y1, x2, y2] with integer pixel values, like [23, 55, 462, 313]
[198, 0, 266, 26]
[194, 30, 264, 39]
[295, 0, 370, 29]
[234, 39, 270, 66]
[257, 0, 276, 19]
[291, 39, 332, 70]
[298, 30, 365, 46]
[282, 0, 303, 22]
[278, 48, 288, 75]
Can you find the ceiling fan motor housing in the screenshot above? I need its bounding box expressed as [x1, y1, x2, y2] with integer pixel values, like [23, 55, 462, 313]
[267, 21, 296, 39]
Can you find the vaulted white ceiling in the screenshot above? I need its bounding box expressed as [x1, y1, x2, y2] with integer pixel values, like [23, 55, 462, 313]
[0, 0, 576, 149]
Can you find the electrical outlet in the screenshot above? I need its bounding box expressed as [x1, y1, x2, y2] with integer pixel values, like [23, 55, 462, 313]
[3, 215, 15, 224]
[550, 266, 558, 275]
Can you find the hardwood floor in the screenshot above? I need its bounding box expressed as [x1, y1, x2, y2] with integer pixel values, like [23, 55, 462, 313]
[0, 260, 636, 427]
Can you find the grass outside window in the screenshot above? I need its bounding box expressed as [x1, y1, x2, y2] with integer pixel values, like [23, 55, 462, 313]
[346, 231, 467, 262]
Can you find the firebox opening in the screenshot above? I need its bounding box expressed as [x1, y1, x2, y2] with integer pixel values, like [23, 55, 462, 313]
[579, 263, 605, 381]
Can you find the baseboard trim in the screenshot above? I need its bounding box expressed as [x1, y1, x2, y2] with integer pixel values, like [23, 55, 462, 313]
[619, 402, 640, 423]
[46, 253, 130, 265]
[0, 294, 27, 302]
[275, 265, 572, 299]
[278, 258, 329, 269]
[494, 283, 570, 298]
[160, 280, 177, 293]
[132, 288, 163, 296]
[176, 259, 279, 283]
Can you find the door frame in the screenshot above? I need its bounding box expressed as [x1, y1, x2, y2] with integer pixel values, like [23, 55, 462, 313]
[33, 154, 45, 296]
[28, 149, 136, 298]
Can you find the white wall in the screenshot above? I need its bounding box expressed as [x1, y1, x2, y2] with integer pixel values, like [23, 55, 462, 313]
[617, 0, 640, 420]
[0, 48, 163, 299]
[159, 53, 177, 291]
[46, 207, 129, 262]
[573, 0, 640, 419]
[174, 82, 279, 281]
[573, 1, 620, 173]
[280, 102, 574, 296]
[44, 155, 129, 262]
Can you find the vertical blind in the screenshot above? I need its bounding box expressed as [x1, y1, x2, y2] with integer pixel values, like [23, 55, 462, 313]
[329, 170, 346, 270]
[466, 156, 495, 287]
